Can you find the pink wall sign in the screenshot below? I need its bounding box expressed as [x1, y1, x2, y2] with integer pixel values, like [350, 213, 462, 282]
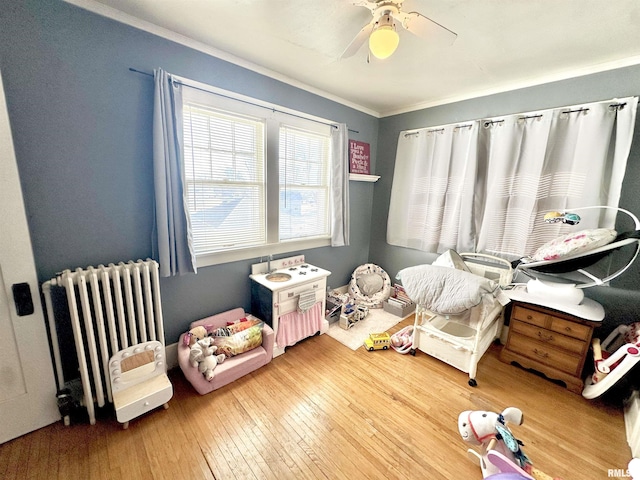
[349, 140, 370, 175]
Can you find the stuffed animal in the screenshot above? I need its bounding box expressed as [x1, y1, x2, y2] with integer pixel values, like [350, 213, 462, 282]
[197, 351, 226, 381]
[458, 407, 526, 478]
[189, 337, 215, 367]
[184, 325, 208, 347]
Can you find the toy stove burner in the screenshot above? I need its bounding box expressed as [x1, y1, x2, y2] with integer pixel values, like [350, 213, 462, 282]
[288, 267, 298, 271]
[310, 268, 318, 272]
[299, 271, 307, 275]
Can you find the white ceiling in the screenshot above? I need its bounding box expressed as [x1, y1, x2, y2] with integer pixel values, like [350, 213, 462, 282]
[70, 0, 640, 117]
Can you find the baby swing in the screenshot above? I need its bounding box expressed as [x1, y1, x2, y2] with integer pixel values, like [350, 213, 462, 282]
[514, 206, 640, 291]
[511, 206, 640, 399]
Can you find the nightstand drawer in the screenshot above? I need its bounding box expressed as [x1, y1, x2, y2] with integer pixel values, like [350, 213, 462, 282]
[507, 333, 581, 375]
[549, 317, 591, 341]
[512, 306, 548, 328]
[510, 319, 586, 355]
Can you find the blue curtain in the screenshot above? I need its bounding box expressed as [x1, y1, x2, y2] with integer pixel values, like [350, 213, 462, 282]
[152, 68, 196, 276]
[330, 123, 350, 246]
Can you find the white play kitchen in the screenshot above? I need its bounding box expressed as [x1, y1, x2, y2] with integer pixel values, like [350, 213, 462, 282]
[250, 255, 331, 357]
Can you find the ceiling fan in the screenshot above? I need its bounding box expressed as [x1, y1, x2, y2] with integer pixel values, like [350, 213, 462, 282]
[341, 0, 457, 60]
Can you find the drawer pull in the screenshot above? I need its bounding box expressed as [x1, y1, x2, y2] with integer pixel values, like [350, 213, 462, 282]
[533, 348, 549, 359]
[527, 315, 533, 320]
[537, 332, 554, 342]
[288, 292, 294, 298]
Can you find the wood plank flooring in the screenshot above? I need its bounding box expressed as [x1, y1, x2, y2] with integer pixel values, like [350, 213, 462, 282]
[0, 317, 632, 479]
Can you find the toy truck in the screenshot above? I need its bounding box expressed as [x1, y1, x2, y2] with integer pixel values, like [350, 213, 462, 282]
[363, 332, 391, 351]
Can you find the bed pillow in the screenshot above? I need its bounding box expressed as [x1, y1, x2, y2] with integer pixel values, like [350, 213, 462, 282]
[356, 273, 385, 296]
[531, 228, 617, 262]
[210, 320, 264, 357]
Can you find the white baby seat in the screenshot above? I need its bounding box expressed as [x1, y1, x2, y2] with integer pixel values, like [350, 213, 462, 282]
[397, 251, 512, 387]
[582, 322, 640, 399]
[109, 340, 173, 429]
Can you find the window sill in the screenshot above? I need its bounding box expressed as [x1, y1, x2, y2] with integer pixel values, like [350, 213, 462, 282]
[195, 237, 331, 268]
[349, 173, 380, 182]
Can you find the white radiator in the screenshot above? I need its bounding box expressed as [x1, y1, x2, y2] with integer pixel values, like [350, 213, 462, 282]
[42, 259, 164, 425]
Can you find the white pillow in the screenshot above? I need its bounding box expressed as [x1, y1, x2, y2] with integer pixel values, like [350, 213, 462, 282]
[531, 228, 617, 262]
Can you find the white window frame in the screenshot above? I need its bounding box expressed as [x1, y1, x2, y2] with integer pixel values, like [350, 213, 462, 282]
[180, 79, 333, 268]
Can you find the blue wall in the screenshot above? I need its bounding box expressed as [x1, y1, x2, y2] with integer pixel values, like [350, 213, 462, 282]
[0, 1, 377, 345]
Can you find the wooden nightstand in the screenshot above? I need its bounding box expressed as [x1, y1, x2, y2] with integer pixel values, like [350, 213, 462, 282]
[500, 301, 599, 394]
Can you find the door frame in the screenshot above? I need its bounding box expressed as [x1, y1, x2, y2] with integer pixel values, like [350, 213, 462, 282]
[0, 68, 60, 443]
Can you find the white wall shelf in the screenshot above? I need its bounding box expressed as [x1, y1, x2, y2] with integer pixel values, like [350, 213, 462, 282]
[349, 173, 380, 182]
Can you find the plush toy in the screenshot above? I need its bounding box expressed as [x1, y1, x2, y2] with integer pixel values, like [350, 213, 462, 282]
[197, 351, 226, 381]
[184, 325, 207, 347]
[189, 337, 215, 367]
[458, 407, 526, 478]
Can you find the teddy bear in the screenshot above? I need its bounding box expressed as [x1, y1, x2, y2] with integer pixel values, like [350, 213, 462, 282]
[184, 325, 207, 347]
[197, 351, 226, 381]
[189, 336, 215, 367]
[458, 407, 526, 478]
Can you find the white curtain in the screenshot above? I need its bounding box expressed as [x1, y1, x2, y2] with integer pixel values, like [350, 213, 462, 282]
[477, 97, 638, 257]
[152, 68, 197, 276]
[387, 123, 479, 252]
[330, 123, 350, 246]
[388, 97, 638, 257]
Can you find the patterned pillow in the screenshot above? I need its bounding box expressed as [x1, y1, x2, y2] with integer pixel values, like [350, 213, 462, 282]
[531, 228, 617, 262]
[210, 321, 264, 358]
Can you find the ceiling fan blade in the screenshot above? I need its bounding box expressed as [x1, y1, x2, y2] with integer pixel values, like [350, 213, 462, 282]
[399, 11, 457, 46]
[340, 21, 375, 59]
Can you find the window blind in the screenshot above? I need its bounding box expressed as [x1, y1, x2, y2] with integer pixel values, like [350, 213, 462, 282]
[279, 125, 330, 241]
[183, 103, 266, 254]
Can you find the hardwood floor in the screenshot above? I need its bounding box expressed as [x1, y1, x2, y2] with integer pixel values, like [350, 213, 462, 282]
[1, 317, 632, 479]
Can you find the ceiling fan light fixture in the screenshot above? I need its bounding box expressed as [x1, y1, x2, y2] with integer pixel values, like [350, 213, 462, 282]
[369, 21, 399, 59]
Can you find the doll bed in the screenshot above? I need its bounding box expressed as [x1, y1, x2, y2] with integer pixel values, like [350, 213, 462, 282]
[347, 263, 392, 308]
[397, 252, 512, 387]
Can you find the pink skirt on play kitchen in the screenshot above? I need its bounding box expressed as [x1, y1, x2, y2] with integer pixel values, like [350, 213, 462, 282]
[276, 301, 323, 347]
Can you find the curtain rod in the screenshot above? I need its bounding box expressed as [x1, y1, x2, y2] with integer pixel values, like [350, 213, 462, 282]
[405, 123, 474, 137]
[129, 68, 359, 134]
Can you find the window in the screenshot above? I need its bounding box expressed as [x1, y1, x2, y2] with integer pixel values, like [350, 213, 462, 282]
[183, 104, 266, 253]
[181, 85, 333, 265]
[279, 126, 330, 241]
